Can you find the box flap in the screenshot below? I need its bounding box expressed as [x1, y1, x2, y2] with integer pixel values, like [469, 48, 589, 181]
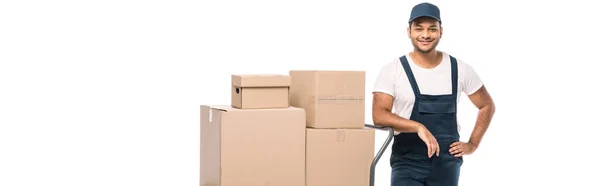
[201, 105, 233, 112]
[202, 105, 304, 112]
[232, 74, 291, 87]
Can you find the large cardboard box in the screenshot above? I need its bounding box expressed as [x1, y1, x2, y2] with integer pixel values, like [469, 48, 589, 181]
[305, 128, 375, 186]
[200, 105, 306, 186]
[289, 70, 365, 128]
[231, 74, 291, 109]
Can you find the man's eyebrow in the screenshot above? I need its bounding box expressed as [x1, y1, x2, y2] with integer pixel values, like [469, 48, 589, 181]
[414, 24, 438, 28]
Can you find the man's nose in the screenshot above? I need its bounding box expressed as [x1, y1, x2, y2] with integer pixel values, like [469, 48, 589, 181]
[421, 31, 431, 39]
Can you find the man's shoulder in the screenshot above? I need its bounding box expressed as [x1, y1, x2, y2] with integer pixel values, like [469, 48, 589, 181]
[443, 52, 463, 63]
[384, 53, 412, 67]
[443, 52, 475, 72]
[379, 56, 402, 70]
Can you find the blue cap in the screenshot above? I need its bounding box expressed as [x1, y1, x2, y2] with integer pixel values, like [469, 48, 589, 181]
[409, 2, 441, 23]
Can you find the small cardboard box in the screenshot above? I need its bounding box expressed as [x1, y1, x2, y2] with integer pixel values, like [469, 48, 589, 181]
[231, 74, 291, 109]
[305, 128, 375, 186]
[289, 70, 365, 128]
[200, 105, 306, 186]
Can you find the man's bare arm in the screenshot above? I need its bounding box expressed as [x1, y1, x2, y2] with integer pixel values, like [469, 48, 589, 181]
[466, 85, 496, 148]
[372, 92, 423, 132]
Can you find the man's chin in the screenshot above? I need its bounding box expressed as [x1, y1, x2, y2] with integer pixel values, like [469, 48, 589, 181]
[411, 43, 437, 53]
[416, 47, 434, 53]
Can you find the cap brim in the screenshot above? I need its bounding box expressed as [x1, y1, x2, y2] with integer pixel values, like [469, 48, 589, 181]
[409, 15, 441, 23]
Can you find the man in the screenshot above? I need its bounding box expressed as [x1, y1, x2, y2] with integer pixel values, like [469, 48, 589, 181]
[372, 2, 495, 186]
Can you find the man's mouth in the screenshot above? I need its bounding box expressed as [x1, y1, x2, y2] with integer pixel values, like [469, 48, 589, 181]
[418, 40, 433, 45]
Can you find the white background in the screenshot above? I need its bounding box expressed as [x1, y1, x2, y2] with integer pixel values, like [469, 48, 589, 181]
[1, 0, 599, 185]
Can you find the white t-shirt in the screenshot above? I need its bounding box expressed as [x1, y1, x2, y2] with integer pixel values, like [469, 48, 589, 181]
[372, 51, 483, 134]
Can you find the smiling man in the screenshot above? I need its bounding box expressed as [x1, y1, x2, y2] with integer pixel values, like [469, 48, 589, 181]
[372, 2, 496, 186]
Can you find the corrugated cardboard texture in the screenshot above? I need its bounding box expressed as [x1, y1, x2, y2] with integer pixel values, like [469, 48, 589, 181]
[306, 128, 375, 186]
[200, 105, 306, 186]
[231, 74, 290, 109]
[289, 70, 365, 128]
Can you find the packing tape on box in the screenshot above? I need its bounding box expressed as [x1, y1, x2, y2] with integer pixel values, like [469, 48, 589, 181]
[315, 95, 365, 104]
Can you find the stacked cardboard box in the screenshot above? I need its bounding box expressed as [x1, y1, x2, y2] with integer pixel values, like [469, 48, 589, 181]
[200, 72, 375, 186]
[290, 70, 375, 186]
[200, 74, 306, 186]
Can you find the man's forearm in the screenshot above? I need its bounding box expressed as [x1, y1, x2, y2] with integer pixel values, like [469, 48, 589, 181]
[468, 103, 495, 148]
[373, 109, 422, 132]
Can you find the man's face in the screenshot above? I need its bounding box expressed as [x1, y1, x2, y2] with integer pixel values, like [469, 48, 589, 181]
[408, 17, 442, 53]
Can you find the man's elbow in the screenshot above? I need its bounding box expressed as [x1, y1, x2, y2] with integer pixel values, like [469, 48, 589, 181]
[482, 101, 496, 114]
[487, 98, 496, 110]
[372, 108, 389, 126]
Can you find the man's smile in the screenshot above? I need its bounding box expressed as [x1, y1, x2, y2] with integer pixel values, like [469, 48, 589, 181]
[418, 39, 434, 45]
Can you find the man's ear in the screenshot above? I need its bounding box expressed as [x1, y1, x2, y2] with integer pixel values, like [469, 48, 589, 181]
[407, 26, 411, 38]
[440, 26, 443, 38]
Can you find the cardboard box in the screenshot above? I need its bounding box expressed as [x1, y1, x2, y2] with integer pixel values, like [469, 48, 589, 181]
[305, 128, 375, 186]
[200, 105, 306, 186]
[231, 74, 291, 109]
[289, 70, 365, 128]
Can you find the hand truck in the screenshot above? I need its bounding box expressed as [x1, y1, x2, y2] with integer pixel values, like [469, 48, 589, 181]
[365, 123, 394, 186]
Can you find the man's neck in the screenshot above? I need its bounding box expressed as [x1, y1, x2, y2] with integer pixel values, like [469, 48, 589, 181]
[409, 50, 442, 69]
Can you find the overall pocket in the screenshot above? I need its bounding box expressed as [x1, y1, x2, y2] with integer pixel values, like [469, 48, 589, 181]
[417, 100, 456, 114]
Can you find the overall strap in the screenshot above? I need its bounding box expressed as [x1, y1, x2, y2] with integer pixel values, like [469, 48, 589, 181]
[399, 55, 421, 96]
[450, 55, 458, 97]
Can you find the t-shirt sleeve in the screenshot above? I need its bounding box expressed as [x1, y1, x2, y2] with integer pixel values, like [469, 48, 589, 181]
[462, 63, 484, 95]
[372, 62, 396, 97]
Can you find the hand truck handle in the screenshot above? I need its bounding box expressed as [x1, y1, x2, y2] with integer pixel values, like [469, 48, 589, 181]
[364, 123, 394, 186]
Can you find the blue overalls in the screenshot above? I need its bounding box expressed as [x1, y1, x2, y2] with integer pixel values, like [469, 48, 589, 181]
[390, 55, 463, 186]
